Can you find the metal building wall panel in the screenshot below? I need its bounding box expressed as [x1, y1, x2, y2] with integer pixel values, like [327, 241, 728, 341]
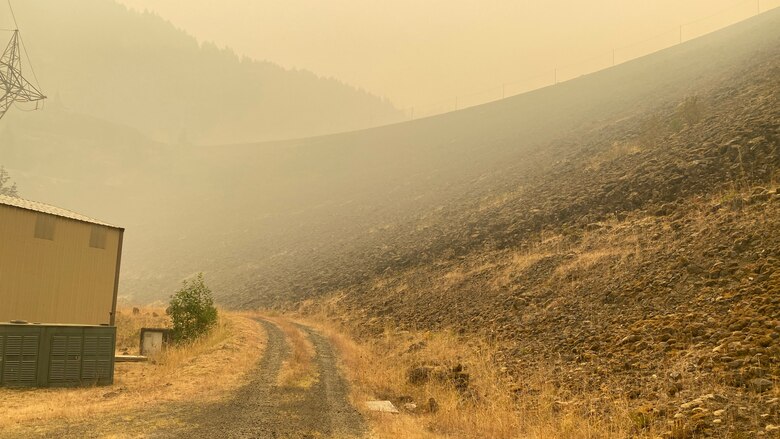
[0, 204, 122, 325]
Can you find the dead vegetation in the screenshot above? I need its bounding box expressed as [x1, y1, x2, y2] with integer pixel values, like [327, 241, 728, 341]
[114, 306, 169, 355]
[0, 307, 265, 436]
[283, 310, 652, 439]
[287, 179, 780, 437]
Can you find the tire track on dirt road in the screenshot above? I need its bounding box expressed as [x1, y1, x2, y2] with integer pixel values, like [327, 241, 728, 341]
[185, 318, 365, 438]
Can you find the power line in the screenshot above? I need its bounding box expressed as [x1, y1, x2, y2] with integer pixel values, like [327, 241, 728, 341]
[7, 0, 19, 29]
[17, 31, 43, 90]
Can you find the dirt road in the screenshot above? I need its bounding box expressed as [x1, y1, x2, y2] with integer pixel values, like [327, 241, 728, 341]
[183, 319, 365, 438]
[10, 318, 366, 439]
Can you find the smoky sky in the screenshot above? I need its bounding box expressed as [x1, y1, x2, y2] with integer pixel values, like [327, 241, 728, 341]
[114, 0, 775, 107]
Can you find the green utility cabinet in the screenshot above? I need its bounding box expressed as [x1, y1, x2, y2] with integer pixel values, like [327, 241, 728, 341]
[0, 323, 116, 388]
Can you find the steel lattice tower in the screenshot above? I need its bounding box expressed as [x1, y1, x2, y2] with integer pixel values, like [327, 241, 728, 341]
[0, 30, 45, 120]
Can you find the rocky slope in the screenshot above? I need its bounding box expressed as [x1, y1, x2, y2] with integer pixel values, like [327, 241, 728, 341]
[286, 19, 780, 438]
[318, 43, 780, 438]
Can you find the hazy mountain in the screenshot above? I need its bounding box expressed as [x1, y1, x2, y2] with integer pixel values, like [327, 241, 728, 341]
[108, 9, 779, 305]
[3, 0, 402, 145]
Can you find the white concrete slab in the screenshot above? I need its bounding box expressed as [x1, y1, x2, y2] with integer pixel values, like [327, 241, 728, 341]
[365, 400, 400, 414]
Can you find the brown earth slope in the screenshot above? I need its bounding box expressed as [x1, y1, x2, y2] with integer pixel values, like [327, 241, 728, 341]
[314, 39, 780, 438]
[288, 18, 780, 439]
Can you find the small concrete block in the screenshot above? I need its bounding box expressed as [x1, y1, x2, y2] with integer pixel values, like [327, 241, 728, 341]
[366, 400, 400, 414]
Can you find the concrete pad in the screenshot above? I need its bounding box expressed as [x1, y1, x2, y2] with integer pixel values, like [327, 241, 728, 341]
[365, 400, 400, 414]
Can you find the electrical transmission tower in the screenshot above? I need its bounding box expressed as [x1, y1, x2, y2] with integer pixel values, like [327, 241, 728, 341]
[1, 2, 45, 120]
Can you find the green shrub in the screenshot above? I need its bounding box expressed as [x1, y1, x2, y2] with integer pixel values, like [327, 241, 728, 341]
[167, 273, 218, 343]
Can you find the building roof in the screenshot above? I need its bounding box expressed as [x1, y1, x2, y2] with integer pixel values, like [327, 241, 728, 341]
[0, 194, 122, 229]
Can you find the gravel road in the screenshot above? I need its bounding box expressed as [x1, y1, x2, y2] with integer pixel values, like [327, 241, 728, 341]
[6, 318, 365, 439]
[184, 318, 365, 438]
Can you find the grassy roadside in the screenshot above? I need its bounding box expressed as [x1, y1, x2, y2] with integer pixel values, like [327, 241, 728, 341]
[0, 307, 266, 436]
[270, 310, 649, 439]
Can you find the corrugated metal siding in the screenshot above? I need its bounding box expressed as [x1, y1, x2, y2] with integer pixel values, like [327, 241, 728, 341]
[0, 205, 121, 325]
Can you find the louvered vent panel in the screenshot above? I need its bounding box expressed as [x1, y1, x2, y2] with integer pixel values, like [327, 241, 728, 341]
[98, 337, 113, 355]
[2, 325, 114, 387]
[82, 335, 113, 381]
[51, 336, 67, 356]
[49, 336, 68, 382]
[2, 336, 21, 383]
[5, 336, 21, 355]
[82, 361, 96, 380]
[23, 336, 38, 355]
[49, 361, 65, 381]
[50, 335, 83, 384]
[66, 336, 82, 382]
[84, 337, 98, 353]
[82, 336, 96, 381]
[20, 359, 36, 383]
[97, 360, 111, 378]
[2, 335, 38, 386]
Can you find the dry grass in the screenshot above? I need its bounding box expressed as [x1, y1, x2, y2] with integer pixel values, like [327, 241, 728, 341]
[586, 140, 642, 171]
[479, 190, 523, 211]
[115, 306, 169, 355]
[552, 248, 635, 280]
[286, 310, 648, 439]
[284, 185, 778, 438]
[491, 251, 552, 289]
[0, 307, 265, 435]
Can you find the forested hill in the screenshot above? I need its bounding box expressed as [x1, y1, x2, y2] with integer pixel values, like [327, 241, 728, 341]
[4, 0, 402, 145]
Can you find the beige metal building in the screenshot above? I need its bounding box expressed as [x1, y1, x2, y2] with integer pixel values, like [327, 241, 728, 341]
[0, 195, 123, 325]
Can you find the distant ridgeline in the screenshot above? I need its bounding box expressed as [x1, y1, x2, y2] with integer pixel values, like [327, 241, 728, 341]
[4, 0, 402, 145]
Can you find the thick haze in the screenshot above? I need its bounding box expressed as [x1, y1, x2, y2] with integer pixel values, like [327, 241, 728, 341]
[0, 0, 402, 146]
[1, 0, 778, 306]
[116, 0, 771, 107]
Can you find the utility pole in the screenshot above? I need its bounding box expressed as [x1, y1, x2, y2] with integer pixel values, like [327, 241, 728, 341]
[455, 96, 458, 111]
[554, 68, 558, 85]
[612, 49, 616, 66]
[679, 25, 683, 44]
[502, 84, 506, 99]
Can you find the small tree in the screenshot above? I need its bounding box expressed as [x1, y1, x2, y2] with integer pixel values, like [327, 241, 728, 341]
[167, 273, 218, 343]
[0, 166, 18, 197]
